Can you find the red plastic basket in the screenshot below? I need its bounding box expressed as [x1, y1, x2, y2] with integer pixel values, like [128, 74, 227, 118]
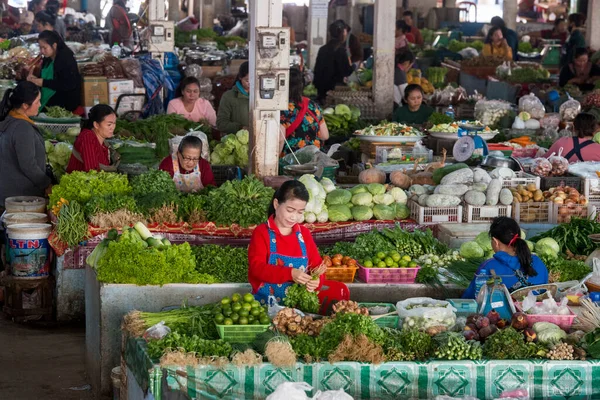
[357, 265, 420, 284]
[324, 266, 358, 283]
[515, 303, 576, 330]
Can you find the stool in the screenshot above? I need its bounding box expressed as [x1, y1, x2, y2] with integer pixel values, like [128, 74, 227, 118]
[1, 275, 54, 321]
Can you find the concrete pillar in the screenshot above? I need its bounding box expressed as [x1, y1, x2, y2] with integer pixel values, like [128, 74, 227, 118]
[503, 0, 518, 31]
[587, 0, 600, 51]
[168, 0, 180, 22]
[249, 0, 284, 178]
[202, 0, 215, 28]
[373, 0, 395, 120]
[308, 0, 329, 69]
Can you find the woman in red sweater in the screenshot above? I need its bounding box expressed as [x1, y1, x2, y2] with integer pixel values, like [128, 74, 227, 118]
[66, 104, 118, 173]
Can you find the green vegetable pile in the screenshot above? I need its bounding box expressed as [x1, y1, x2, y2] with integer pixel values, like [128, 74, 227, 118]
[323, 104, 367, 137]
[204, 176, 274, 227]
[45, 141, 72, 182]
[291, 334, 327, 361]
[303, 84, 317, 97]
[426, 67, 448, 89]
[55, 201, 89, 247]
[518, 42, 536, 54]
[433, 332, 482, 360]
[191, 245, 248, 283]
[540, 254, 591, 282]
[531, 218, 600, 256]
[319, 313, 385, 353]
[174, 27, 246, 50]
[131, 170, 178, 198]
[448, 39, 483, 53]
[127, 304, 219, 339]
[44, 106, 76, 119]
[428, 112, 454, 125]
[383, 328, 433, 361]
[114, 144, 159, 167]
[210, 129, 249, 167]
[146, 332, 232, 360]
[83, 193, 137, 218]
[284, 284, 320, 314]
[505, 67, 550, 84]
[483, 327, 547, 359]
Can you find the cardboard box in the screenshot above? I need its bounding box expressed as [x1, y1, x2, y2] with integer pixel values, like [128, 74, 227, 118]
[108, 79, 134, 95]
[82, 77, 108, 107]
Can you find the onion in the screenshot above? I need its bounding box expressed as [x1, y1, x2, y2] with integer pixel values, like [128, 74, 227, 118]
[558, 206, 569, 215]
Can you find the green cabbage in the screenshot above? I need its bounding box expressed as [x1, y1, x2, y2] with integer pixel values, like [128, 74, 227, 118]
[351, 205, 373, 221]
[326, 189, 352, 206]
[351, 192, 373, 206]
[373, 193, 394, 206]
[328, 204, 353, 222]
[367, 183, 386, 196]
[460, 241, 484, 259]
[526, 240, 535, 252]
[235, 129, 249, 145]
[475, 232, 492, 253]
[535, 238, 560, 258]
[394, 203, 410, 219]
[389, 187, 408, 204]
[372, 204, 395, 220]
[335, 104, 351, 119]
[594, 132, 600, 144]
[350, 184, 368, 195]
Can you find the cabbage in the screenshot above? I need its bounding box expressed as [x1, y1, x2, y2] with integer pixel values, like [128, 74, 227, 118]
[518, 111, 531, 121]
[460, 241, 484, 259]
[594, 132, 600, 144]
[535, 238, 560, 258]
[389, 187, 408, 204]
[351, 205, 373, 221]
[235, 129, 249, 145]
[349, 105, 361, 121]
[317, 209, 329, 223]
[350, 184, 368, 195]
[351, 192, 373, 206]
[323, 107, 335, 115]
[521, 229, 526, 239]
[526, 240, 535, 252]
[328, 204, 353, 222]
[66, 127, 80, 137]
[326, 189, 352, 206]
[533, 322, 566, 345]
[486, 250, 495, 259]
[372, 204, 395, 220]
[475, 232, 492, 253]
[320, 177, 336, 193]
[367, 183, 386, 196]
[335, 104, 351, 119]
[373, 193, 394, 206]
[394, 203, 410, 219]
[304, 212, 317, 223]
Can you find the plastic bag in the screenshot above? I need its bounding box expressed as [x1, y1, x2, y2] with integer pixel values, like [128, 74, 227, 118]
[266, 382, 311, 400]
[143, 321, 171, 341]
[518, 93, 545, 119]
[531, 157, 552, 177]
[397, 298, 457, 330]
[521, 291, 538, 312]
[548, 148, 569, 176]
[120, 58, 144, 88]
[314, 390, 353, 400]
[540, 113, 561, 129]
[474, 99, 512, 127]
[168, 131, 210, 161]
[559, 98, 581, 121]
[498, 388, 530, 399]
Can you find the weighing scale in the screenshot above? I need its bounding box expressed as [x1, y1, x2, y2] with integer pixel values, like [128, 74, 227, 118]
[540, 40, 561, 67]
[452, 124, 489, 162]
[433, 31, 462, 48]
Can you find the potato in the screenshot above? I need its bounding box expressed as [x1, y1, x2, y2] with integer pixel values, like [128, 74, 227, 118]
[533, 192, 544, 202]
[514, 193, 523, 202]
[519, 189, 530, 197]
[517, 185, 525, 192]
[527, 183, 538, 192]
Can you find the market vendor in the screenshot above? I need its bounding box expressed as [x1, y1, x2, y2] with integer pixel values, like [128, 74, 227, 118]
[11, 11, 35, 37]
[0, 81, 52, 208]
[106, 0, 133, 49]
[402, 11, 423, 46]
[559, 48, 600, 91]
[34, 11, 63, 40]
[167, 77, 217, 126]
[158, 136, 216, 192]
[544, 113, 600, 162]
[45, 0, 66, 40]
[393, 50, 415, 108]
[489, 17, 518, 60]
[561, 13, 587, 68]
[463, 217, 548, 299]
[66, 104, 119, 173]
[395, 20, 412, 51]
[279, 68, 329, 153]
[27, 30, 81, 113]
[216, 61, 249, 134]
[540, 18, 568, 45]
[248, 181, 327, 305]
[392, 84, 433, 125]
[482, 26, 513, 61]
[313, 20, 354, 103]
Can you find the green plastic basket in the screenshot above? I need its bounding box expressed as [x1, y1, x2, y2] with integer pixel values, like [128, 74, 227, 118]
[359, 302, 399, 329]
[216, 323, 271, 343]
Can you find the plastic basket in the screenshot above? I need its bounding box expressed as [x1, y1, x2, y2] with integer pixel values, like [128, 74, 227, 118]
[359, 302, 399, 328]
[324, 266, 358, 283]
[212, 166, 244, 186]
[463, 204, 512, 223]
[583, 178, 600, 203]
[409, 200, 462, 225]
[540, 175, 582, 191]
[357, 265, 420, 284]
[448, 299, 478, 317]
[35, 121, 81, 134]
[501, 172, 541, 189]
[515, 303, 576, 330]
[511, 148, 539, 158]
[216, 323, 270, 343]
[512, 201, 552, 223]
[551, 204, 596, 224]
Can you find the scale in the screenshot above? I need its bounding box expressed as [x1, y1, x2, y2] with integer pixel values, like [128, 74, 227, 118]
[433, 30, 461, 48]
[540, 39, 561, 67]
[452, 125, 489, 162]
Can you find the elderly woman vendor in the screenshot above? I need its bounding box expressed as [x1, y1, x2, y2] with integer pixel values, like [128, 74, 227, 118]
[159, 136, 216, 192]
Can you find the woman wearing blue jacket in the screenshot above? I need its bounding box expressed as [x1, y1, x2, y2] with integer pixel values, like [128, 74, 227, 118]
[463, 217, 549, 299]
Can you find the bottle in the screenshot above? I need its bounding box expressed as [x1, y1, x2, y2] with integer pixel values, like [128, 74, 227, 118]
[111, 42, 121, 58]
[474, 268, 487, 299]
[93, 94, 99, 106]
[445, 104, 455, 121]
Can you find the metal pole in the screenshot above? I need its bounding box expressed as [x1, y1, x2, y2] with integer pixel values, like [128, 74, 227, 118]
[372, 0, 395, 120]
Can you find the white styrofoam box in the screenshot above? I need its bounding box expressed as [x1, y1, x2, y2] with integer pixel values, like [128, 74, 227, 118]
[108, 79, 134, 95]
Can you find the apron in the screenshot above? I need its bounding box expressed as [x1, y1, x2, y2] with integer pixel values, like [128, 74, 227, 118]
[254, 226, 308, 305]
[172, 154, 203, 193]
[564, 137, 594, 162]
[40, 61, 56, 111]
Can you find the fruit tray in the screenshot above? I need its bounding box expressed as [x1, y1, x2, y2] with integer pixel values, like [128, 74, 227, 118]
[357, 265, 420, 284]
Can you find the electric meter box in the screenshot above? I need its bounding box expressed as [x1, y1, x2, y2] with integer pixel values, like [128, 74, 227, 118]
[254, 27, 291, 110]
[148, 21, 175, 53]
[255, 70, 290, 110]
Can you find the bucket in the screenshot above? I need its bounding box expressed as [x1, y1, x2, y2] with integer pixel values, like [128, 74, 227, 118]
[4, 196, 47, 214]
[111, 366, 122, 400]
[6, 223, 52, 278]
[3, 213, 49, 226]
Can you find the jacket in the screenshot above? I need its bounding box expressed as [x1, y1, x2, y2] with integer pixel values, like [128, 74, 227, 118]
[0, 116, 51, 207]
[462, 251, 549, 299]
[216, 85, 249, 134]
[42, 47, 82, 112]
[313, 41, 354, 101]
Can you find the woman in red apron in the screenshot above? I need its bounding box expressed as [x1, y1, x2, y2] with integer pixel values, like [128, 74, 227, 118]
[158, 136, 216, 192]
[248, 180, 349, 313]
[279, 68, 329, 154]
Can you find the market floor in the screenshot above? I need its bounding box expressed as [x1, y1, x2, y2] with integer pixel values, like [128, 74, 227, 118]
[0, 316, 108, 400]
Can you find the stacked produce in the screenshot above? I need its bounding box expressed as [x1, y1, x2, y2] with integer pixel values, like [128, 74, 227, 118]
[210, 129, 249, 167]
[213, 293, 271, 327]
[322, 104, 367, 137]
[448, 39, 484, 53]
[474, 99, 512, 128]
[45, 141, 72, 181]
[355, 122, 422, 137]
[406, 70, 434, 93]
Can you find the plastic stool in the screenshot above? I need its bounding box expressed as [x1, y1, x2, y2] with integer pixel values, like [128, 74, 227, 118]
[1, 275, 54, 321]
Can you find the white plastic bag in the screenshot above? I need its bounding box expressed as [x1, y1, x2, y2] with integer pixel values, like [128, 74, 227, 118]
[521, 291, 537, 312]
[397, 298, 457, 330]
[518, 93, 545, 120]
[531, 158, 552, 177]
[266, 382, 312, 400]
[143, 321, 171, 341]
[548, 148, 569, 176]
[559, 98, 581, 121]
[314, 389, 353, 400]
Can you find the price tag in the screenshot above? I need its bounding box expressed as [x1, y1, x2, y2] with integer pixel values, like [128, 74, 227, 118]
[491, 301, 504, 309]
[480, 206, 499, 218]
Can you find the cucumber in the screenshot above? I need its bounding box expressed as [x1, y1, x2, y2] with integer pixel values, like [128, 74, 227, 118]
[146, 237, 164, 248]
[432, 163, 469, 184]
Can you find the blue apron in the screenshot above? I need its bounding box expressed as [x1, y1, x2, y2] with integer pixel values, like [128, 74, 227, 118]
[254, 226, 309, 305]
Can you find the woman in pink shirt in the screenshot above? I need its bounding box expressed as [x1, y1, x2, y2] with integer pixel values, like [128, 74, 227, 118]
[545, 113, 600, 163]
[167, 77, 217, 126]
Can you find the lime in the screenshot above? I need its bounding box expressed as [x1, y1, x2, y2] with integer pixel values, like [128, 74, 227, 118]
[242, 303, 252, 311]
[251, 308, 261, 317]
[376, 252, 386, 259]
[248, 315, 256, 324]
[232, 302, 242, 312]
[385, 257, 394, 266]
[214, 313, 224, 323]
[392, 263, 399, 268]
[221, 297, 231, 306]
[372, 258, 380, 265]
[259, 316, 270, 325]
[377, 261, 387, 268]
[399, 260, 409, 268]
[214, 306, 222, 315]
[240, 309, 249, 317]
[251, 300, 261, 309]
[223, 308, 233, 317]
[408, 261, 418, 268]
[391, 253, 401, 262]
[231, 293, 242, 303]
[402, 255, 412, 262]
[243, 293, 255, 303]
[224, 318, 233, 325]
[239, 316, 248, 325]
[231, 313, 240, 323]
[364, 260, 373, 268]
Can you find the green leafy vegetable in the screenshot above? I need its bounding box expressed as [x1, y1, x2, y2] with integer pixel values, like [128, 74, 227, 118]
[428, 112, 454, 125]
[44, 106, 76, 119]
[131, 170, 178, 198]
[191, 245, 248, 283]
[531, 218, 600, 256]
[83, 193, 137, 218]
[56, 201, 89, 247]
[49, 170, 132, 209]
[284, 284, 320, 314]
[483, 327, 547, 359]
[540, 254, 591, 282]
[146, 332, 232, 360]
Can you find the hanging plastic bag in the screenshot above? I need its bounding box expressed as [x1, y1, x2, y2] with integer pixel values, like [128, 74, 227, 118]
[548, 148, 569, 176]
[559, 98, 581, 121]
[521, 291, 538, 312]
[531, 157, 553, 177]
[540, 113, 561, 129]
[143, 321, 171, 341]
[518, 93, 545, 119]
